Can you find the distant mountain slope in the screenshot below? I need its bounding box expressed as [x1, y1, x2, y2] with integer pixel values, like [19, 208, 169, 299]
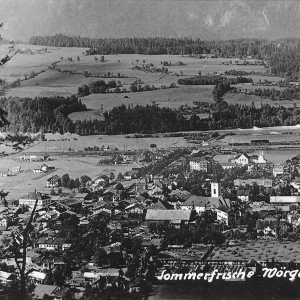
[1, 0, 300, 41]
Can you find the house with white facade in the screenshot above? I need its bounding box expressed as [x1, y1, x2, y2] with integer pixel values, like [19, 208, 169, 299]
[231, 153, 250, 166]
[19, 192, 52, 209]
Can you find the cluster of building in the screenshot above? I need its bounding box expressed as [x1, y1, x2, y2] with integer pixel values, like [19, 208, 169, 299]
[2, 147, 300, 297]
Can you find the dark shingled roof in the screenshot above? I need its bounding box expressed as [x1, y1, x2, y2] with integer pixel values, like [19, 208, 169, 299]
[33, 284, 58, 299]
[145, 209, 191, 221]
[183, 195, 231, 208]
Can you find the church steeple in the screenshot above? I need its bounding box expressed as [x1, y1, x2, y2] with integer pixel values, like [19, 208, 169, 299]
[211, 164, 220, 198]
[211, 182, 220, 198]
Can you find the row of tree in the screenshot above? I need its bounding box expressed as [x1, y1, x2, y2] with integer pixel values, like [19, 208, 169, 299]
[78, 79, 118, 97]
[247, 86, 300, 101]
[177, 75, 253, 86]
[60, 173, 91, 190]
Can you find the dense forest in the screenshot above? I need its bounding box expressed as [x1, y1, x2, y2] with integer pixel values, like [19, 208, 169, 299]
[71, 102, 300, 135]
[0, 95, 299, 134]
[29, 35, 300, 77]
[0, 96, 86, 133]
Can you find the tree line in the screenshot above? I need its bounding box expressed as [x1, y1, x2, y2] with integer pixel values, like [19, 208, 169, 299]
[246, 86, 300, 101]
[1, 89, 300, 135]
[29, 34, 300, 77]
[78, 79, 117, 97]
[177, 75, 253, 86]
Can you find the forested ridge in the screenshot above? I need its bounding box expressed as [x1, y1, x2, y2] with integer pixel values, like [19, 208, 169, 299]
[29, 35, 300, 77]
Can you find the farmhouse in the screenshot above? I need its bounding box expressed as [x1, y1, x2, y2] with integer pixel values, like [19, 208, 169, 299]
[46, 175, 61, 188]
[36, 237, 73, 251]
[252, 152, 267, 164]
[11, 166, 21, 173]
[231, 153, 250, 166]
[237, 190, 250, 202]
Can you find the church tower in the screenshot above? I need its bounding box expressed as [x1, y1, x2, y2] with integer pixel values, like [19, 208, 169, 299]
[211, 163, 220, 198]
[211, 182, 220, 198]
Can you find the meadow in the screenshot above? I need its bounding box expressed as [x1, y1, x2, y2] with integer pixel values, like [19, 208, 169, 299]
[0, 150, 137, 201]
[0, 44, 297, 201]
[1, 44, 285, 118]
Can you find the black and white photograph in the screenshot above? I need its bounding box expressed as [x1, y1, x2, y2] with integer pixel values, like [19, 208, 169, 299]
[2, 0, 300, 299]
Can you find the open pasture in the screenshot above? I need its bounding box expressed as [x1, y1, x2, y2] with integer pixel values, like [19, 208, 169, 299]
[0, 44, 86, 83]
[24, 133, 194, 152]
[1, 45, 289, 125]
[71, 85, 214, 120]
[0, 154, 137, 200]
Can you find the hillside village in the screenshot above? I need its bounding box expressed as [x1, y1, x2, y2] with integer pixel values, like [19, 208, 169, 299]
[1, 146, 300, 299]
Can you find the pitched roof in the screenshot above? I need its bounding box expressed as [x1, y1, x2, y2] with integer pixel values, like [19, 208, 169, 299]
[141, 238, 162, 247]
[33, 284, 58, 299]
[189, 156, 211, 162]
[60, 198, 83, 206]
[145, 209, 191, 221]
[148, 200, 174, 210]
[216, 206, 231, 213]
[169, 189, 191, 201]
[54, 287, 69, 297]
[47, 175, 60, 182]
[0, 271, 12, 280]
[19, 192, 50, 200]
[29, 271, 46, 280]
[234, 153, 250, 160]
[125, 203, 145, 211]
[237, 190, 250, 196]
[182, 195, 231, 208]
[74, 193, 89, 199]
